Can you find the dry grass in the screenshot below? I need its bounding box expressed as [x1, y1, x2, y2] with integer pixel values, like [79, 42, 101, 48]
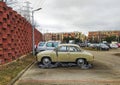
[0, 54, 35, 85]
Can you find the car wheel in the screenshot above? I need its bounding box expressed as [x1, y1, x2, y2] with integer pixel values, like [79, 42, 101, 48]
[76, 59, 86, 67]
[42, 57, 51, 66]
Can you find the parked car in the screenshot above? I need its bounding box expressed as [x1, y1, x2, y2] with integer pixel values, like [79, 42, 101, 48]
[77, 43, 86, 47]
[110, 44, 118, 48]
[97, 43, 109, 50]
[89, 43, 98, 48]
[37, 44, 94, 67]
[87, 43, 91, 47]
[36, 41, 61, 53]
[117, 43, 120, 47]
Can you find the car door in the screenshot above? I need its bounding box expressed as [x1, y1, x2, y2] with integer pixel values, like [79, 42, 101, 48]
[68, 46, 82, 62]
[57, 46, 69, 62]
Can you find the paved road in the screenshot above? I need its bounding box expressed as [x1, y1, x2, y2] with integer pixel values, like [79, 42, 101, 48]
[14, 48, 120, 85]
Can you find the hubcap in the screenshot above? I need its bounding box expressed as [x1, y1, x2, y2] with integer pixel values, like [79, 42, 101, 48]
[43, 58, 51, 65]
[77, 59, 85, 66]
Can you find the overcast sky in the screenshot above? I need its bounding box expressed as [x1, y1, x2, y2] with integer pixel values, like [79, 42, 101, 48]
[28, 0, 120, 35]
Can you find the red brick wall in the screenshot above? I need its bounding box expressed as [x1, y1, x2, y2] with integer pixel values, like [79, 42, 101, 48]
[0, 2, 42, 64]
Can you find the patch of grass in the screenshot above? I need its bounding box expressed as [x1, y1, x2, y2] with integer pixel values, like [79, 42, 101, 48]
[0, 54, 35, 85]
[114, 53, 120, 57]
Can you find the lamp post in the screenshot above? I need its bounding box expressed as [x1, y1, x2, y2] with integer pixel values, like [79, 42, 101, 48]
[32, 8, 42, 55]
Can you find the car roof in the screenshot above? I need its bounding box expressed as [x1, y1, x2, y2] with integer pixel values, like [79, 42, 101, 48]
[58, 44, 80, 47]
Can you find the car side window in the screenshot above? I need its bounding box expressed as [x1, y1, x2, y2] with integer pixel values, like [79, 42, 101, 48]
[69, 46, 81, 52]
[58, 46, 68, 52]
[46, 42, 53, 47]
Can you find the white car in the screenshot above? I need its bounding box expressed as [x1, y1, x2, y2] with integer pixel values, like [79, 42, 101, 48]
[36, 41, 61, 53]
[110, 44, 118, 48]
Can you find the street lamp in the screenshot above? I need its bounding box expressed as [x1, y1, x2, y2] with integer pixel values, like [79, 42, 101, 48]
[32, 8, 42, 55]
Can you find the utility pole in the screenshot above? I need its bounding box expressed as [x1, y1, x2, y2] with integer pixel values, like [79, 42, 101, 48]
[6, 0, 32, 22]
[23, 1, 31, 22]
[32, 8, 42, 55]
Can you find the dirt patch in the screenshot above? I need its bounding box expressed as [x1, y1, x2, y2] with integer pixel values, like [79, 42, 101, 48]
[92, 61, 111, 70]
[114, 53, 120, 57]
[0, 54, 35, 85]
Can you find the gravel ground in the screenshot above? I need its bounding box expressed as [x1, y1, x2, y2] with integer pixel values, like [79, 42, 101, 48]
[14, 48, 120, 85]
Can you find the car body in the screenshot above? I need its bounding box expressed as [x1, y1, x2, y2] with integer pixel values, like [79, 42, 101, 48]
[97, 43, 109, 50]
[36, 41, 61, 52]
[37, 44, 94, 66]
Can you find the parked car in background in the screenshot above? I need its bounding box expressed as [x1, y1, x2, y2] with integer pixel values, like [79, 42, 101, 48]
[110, 44, 118, 48]
[89, 43, 98, 49]
[117, 43, 120, 47]
[97, 43, 109, 51]
[36, 41, 61, 53]
[37, 44, 94, 67]
[87, 43, 91, 47]
[102, 41, 107, 44]
[77, 43, 86, 47]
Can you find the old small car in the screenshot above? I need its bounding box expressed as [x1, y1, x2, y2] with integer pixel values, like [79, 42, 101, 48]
[37, 44, 94, 67]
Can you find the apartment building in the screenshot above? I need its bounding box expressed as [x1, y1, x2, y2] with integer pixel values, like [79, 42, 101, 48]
[88, 30, 120, 42]
[44, 32, 87, 42]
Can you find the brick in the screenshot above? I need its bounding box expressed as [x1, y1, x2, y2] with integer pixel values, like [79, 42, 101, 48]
[3, 52, 8, 57]
[2, 23, 7, 29]
[3, 43, 8, 48]
[8, 38, 11, 43]
[0, 38, 2, 43]
[0, 7, 4, 12]
[7, 20, 11, 25]
[0, 17, 3, 22]
[0, 58, 5, 64]
[12, 52, 15, 56]
[0, 2, 6, 7]
[7, 7, 12, 10]
[6, 30, 11, 35]
[2, 13, 7, 19]
[2, 33, 7, 39]
[0, 49, 3, 54]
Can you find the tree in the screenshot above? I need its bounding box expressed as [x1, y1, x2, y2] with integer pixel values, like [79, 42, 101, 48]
[63, 37, 82, 43]
[105, 36, 117, 43]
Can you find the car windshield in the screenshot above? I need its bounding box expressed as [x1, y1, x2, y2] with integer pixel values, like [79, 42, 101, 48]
[39, 42, 45, 47]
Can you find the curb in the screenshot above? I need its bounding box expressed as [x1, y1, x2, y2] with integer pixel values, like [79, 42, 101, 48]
[7, 61, 36, 85]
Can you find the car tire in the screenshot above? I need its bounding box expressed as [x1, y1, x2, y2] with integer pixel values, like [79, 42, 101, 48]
[42, 57, 51, 66]
[76, 58, 86, 67]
